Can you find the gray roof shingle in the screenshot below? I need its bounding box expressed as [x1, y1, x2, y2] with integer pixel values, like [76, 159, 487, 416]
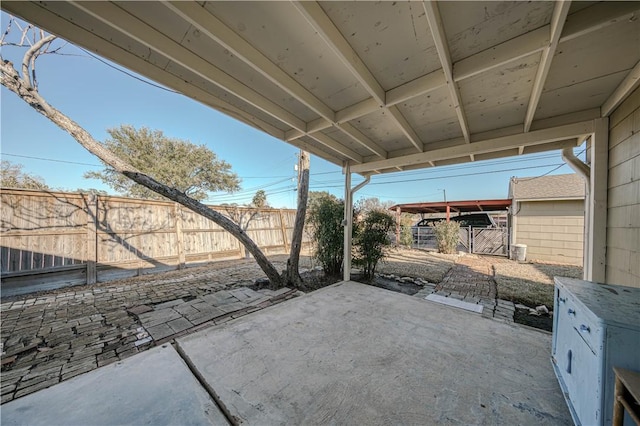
[509, 173, 586, 200]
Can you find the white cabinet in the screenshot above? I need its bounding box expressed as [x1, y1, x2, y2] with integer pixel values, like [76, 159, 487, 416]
[552, 277, 640, 426]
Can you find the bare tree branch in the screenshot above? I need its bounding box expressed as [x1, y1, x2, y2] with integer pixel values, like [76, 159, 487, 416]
[21, 34, 55, 89]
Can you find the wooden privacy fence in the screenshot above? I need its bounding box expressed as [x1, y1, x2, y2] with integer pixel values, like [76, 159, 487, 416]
[1, 189, 309, 296]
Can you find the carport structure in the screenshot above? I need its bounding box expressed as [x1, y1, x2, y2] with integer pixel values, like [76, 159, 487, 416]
[390, 198, 512, 220]
[3, 1, 639, 285]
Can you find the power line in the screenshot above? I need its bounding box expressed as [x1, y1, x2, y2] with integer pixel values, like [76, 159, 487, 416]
[308, 151, 569, 186]
[2, 152, 292, 180]
[77, 47, 180, 94]
[308, 163, 570, 190]
[2, 153, 102, 167]
[513, 148, 586, 181]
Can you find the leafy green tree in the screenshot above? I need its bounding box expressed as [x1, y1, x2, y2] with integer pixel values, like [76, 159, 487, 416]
[355, 197, 394, 214]
[251, 189, 268, 208]
[307, 191, 338, 211]
[307, 195, 344, 276]
[84, 125, 240, 201]
[1, 161, 50, 190]
[354, 210, 395, 280]
[433, 220, 460, 254]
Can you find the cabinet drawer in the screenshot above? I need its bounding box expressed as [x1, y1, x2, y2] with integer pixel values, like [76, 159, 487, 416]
[556, 294, 602, 355]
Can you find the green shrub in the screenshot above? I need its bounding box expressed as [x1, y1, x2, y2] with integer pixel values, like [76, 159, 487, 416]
[399, 214, 414, 246]
[354, 210, 395, 280]
[400, 225, 413, 246]
[433, 220, 460, 254]
[307, 195, 344, 276]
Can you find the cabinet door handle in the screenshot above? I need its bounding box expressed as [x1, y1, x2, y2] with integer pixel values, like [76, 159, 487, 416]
[580, 324, 590, 333]
[567, 350, 572, 374]
[568, 308, 576, 316]
[558, 297, 566, 304]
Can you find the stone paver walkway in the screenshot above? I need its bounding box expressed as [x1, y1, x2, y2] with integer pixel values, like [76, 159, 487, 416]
[413, 254, 516, 322]
[0, 255, 307, 404]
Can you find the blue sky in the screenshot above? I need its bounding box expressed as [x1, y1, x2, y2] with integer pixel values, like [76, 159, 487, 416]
[1, 13, 584, 209]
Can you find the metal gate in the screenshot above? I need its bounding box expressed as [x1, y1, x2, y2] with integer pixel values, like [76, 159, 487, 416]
[412, 226, 509, 256]
[470, 227, 509, 256]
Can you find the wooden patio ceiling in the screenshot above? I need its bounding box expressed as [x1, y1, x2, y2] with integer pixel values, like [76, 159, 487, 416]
[3, 1, 639, 175]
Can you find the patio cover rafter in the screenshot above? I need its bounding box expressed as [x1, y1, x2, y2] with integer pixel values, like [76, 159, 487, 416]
[602, 60, 640, 117]
[292, 0, 424, 153]
[163, 1, 336, 123]
[423, 1, 471, 144]
[523, 1, 572, 133]
[352, 120, 591, 174]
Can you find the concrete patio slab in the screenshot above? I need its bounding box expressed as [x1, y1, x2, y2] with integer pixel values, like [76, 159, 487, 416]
[177, 281, 571, 425]
[0, 344, 228, 426]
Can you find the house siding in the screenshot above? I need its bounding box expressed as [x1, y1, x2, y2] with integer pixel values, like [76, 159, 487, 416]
[514, 199, 584, 265]
[607, 86, 640, 288]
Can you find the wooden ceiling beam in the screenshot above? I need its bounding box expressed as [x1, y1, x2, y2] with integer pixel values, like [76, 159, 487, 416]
[292, 1, 385, 104]
[165, 1, 336, 123]
[523, 1, 572, 133]
[306, 132, 364, 164]
[423, 1, 471, 143]
[387, 106, 423, 152]
[337, 123, 388, 159]
[601, 60, 640, 117]
[352, 121, 590, 173]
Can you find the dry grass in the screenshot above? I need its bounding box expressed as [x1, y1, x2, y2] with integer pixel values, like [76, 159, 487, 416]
[376, 247, 456, 283]
[493, 261, 583, 309]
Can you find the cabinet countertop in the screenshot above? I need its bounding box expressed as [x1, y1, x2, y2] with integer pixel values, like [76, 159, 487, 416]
[554, 277, 640, 329]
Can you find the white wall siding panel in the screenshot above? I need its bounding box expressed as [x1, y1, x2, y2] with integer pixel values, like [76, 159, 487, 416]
[607, 86, 640, 287]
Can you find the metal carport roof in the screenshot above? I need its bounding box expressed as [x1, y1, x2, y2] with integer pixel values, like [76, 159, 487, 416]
[390, 199, 512, 215]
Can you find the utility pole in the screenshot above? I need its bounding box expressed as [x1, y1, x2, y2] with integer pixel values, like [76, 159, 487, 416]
[439, 188, 449, 221]
[286, 149, 310, 287]
[297, 151, 303, 190]
[439, 188, 447, 203]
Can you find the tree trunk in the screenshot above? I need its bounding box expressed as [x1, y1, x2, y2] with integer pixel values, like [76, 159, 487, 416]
[285, 150, 310, 287]
[1, 58, 283, 287]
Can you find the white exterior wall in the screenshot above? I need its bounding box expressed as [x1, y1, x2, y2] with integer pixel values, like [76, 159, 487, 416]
[607, 87, 640, 288]
[514, 200, 584, 265]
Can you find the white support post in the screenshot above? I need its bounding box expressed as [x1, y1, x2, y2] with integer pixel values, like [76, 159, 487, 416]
[587, 118, 609, 282]
[343, 164, 352, 282]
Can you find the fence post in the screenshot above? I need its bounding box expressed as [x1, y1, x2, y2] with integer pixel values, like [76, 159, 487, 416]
[468, 226, 472, 254]
[86, 194, 98, 285]
[278, 209, 289, 253]
[174, 203, 186, 269]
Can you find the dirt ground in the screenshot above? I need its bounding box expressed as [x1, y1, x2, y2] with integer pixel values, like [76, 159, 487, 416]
[493, 260, 583, 309]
